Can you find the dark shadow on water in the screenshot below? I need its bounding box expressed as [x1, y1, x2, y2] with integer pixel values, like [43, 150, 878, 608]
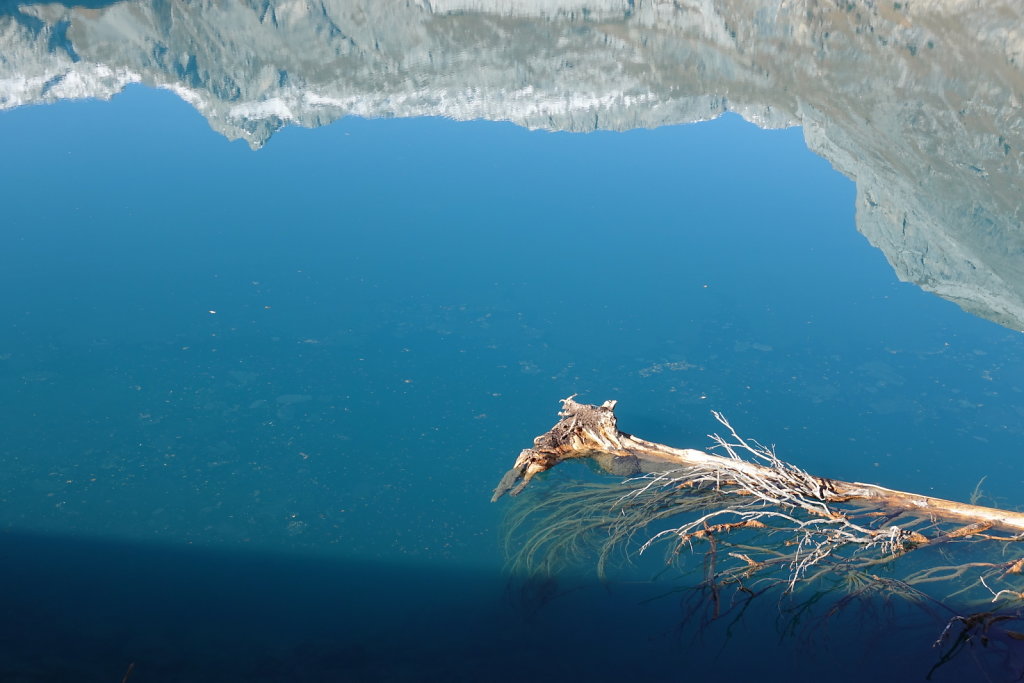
[0, 530, 1012, 682]
[0, 530, 712, 682]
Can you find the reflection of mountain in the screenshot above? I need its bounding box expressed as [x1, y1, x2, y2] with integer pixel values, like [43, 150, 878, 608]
[3, 0, 1023, 328]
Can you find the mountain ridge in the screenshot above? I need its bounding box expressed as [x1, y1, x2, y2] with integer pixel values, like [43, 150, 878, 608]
[2, 0, 1022, 329]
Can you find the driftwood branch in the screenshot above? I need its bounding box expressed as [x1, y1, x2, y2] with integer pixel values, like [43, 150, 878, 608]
[492, 396, 1024, 533]
[493, 397, 1024, 679]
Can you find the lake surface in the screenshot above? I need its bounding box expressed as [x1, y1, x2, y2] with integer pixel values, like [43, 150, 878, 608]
[2, 2, 1024, 681]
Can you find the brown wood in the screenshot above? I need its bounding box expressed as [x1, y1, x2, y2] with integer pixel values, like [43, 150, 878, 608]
[492, 396, 1024, 533]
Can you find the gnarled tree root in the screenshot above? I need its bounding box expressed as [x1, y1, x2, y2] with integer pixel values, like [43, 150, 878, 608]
[492, 397, 1024, 680]
[492, 396, 1024, 534]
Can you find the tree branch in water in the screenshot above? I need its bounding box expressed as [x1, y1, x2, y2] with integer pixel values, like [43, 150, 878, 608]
[493, 397, 1024, 678]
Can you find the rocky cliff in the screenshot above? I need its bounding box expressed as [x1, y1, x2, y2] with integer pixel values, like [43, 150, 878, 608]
[2, 0, 1022, 328]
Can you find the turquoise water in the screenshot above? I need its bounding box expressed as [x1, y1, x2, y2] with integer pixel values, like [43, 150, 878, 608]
[2, 85, 1024, 680]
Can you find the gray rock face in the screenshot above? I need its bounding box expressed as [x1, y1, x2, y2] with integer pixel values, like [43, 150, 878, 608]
[2, 0, 1022, 329]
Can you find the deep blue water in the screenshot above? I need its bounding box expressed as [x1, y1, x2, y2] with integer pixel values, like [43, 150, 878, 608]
[2, 85, 1024, 680]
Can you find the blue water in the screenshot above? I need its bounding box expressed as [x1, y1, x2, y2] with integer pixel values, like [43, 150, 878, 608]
[2, 85, 1024, 680]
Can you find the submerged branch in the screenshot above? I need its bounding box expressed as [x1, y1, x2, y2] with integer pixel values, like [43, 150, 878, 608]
[493, 395, 1024, 679]
[493, 397, 1024, 679]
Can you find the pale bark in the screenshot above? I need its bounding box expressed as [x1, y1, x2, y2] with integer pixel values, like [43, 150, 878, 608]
[492, 396, 1024, 534]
